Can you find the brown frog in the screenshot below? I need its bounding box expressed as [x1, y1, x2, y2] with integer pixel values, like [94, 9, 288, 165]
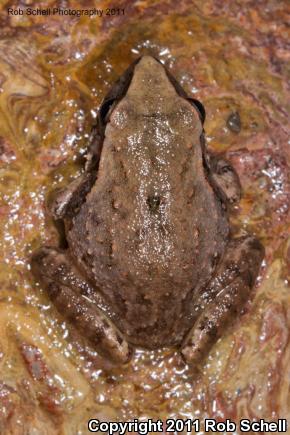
[32, 56, 264, 365]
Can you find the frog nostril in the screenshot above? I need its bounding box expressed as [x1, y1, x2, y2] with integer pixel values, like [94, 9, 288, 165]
[147, 195, 161, 213]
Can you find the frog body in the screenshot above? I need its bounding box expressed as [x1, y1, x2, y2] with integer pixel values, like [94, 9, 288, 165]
[32, 56, 264, 364]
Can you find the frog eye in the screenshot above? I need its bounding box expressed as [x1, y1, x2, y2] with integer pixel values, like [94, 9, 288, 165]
[99, 98, 116, 124]
[187, 98, 206, 124]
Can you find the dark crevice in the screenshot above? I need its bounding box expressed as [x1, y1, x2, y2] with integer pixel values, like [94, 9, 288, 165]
[147, 194, 161, 213]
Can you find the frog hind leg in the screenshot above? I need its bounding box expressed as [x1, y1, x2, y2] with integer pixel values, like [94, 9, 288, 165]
[181, 235, 264, 365]
[206, 152, 241, 205]
[31, 247, 132, 364]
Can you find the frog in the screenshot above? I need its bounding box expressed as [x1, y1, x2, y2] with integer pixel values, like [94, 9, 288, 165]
[31, 56, 264, 365]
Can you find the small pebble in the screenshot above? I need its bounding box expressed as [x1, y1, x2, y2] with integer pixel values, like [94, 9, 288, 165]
[227, 111, 241, 133]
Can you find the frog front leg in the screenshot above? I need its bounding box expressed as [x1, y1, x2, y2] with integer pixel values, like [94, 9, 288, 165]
[207, 152, 241, 204]
[51, 131, 102, 220]
[50, 172, 96, 220]
[181, 236, 264, 364]
[31, 247, 132, 364]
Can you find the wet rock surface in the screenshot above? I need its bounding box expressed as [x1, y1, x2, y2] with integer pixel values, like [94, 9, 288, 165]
[0, 0, 289, 432]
